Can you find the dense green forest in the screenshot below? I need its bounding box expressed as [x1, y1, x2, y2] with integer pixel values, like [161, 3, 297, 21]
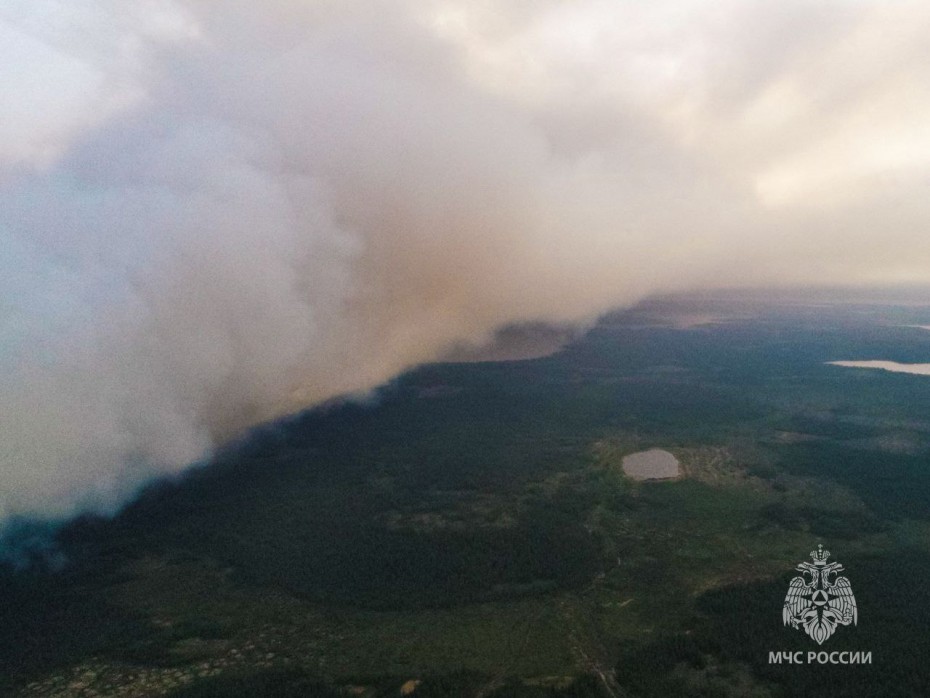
[2, 297, 930, 696]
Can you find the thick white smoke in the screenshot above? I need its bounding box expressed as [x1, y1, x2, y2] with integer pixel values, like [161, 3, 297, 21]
[3, 0, 930, 523]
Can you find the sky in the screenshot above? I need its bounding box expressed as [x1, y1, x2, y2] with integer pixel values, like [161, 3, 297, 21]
[2, 0, 930, 525]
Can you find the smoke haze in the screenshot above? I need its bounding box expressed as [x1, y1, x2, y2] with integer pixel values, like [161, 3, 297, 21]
[3, 0, 930, 523]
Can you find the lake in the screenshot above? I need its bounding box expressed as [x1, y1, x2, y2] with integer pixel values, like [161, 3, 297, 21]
[827, 360, 930, 376]
[622, 448, 680, 480]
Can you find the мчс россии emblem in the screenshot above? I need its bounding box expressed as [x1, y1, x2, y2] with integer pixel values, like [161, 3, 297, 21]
[783, 544, 857, 645]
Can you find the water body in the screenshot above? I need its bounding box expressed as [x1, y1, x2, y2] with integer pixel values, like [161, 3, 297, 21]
[828, 360, 930, 376]
[622, 448, 680, 481]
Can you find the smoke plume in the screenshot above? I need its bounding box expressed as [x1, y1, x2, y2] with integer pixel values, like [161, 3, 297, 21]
[3, 0, 930, 523]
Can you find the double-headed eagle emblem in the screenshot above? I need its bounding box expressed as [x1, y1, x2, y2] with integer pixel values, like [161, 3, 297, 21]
[783, 544, 857, 645]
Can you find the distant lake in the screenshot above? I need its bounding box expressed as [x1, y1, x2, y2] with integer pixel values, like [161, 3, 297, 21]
[827, 360, 930, 376]
[622, 449, 680, 480]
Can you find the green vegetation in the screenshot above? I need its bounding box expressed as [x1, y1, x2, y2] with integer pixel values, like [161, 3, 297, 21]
[3, 298, 930, 696]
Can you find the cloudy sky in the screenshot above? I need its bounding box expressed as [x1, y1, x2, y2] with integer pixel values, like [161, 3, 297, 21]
[2, 0, 930, 524]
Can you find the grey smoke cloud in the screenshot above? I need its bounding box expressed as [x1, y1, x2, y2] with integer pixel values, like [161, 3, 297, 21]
[2, 0, 930, 523]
